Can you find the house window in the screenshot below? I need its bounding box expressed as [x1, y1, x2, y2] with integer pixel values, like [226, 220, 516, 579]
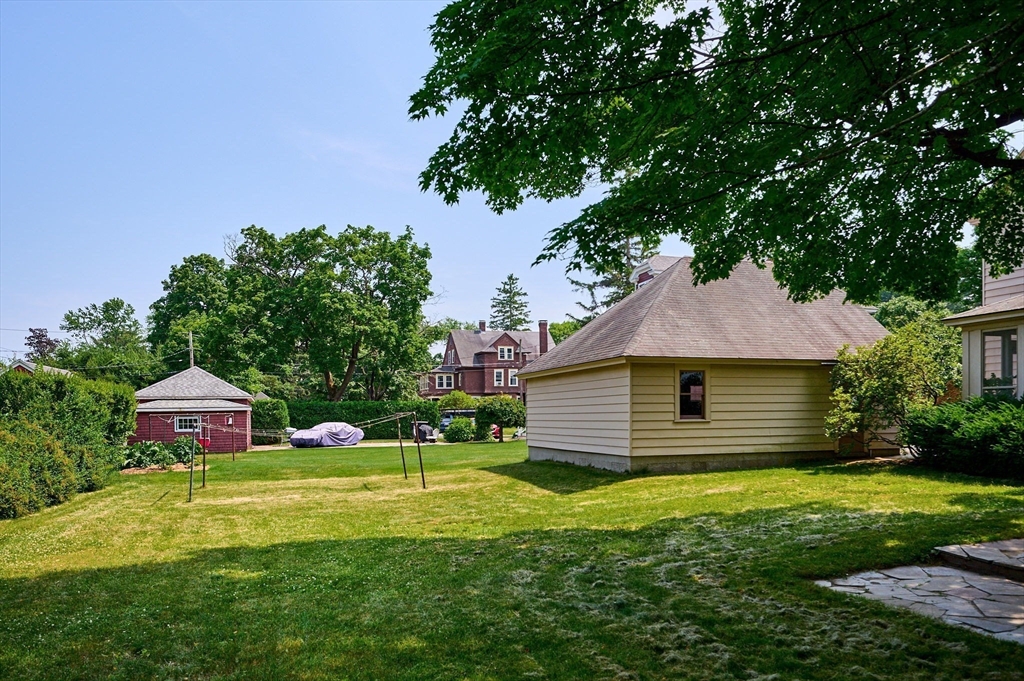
[436, 374, 454, 390]
[509, 369, 518, 386]
[498, 346, 514, 360]
[982, 330, 1017, 397]
[446, 349, 455, 365]
[679, 370, 705, 420]
[175, 416, 200, 433]
[494, 369, 504, 386]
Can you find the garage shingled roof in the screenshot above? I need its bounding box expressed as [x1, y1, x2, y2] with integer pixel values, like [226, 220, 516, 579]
[520, 258, 887, 376]
[136, 366, 252, 400]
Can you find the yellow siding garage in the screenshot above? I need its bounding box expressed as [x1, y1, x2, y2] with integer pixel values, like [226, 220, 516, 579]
[629, 361, 834, 464]
[525, 362, 631, 468]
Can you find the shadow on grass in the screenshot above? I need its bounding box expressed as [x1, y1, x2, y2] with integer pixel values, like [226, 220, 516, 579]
[802, 459, 1024, 486]
[481, 460, 627, 494]
[3, 503, 1023, 681]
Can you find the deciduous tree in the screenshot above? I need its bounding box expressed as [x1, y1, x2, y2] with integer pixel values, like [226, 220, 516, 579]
[412, 0, 1024, 303]
[825, 317, 961, 447]
[24, 328, 60, 361]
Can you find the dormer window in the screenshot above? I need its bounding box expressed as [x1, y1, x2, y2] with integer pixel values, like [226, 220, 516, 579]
[498, 346, 514, 360]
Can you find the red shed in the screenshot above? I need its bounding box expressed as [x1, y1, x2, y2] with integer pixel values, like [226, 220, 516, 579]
[129, 366, 252, 453]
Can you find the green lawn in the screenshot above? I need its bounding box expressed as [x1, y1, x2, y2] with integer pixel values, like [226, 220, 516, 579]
[1, 442, 1022, 680]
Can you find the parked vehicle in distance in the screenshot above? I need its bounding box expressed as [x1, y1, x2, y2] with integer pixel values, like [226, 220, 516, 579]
[440, 409, 476, 432]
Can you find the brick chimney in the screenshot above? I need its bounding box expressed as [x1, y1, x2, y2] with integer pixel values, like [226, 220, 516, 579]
[538, 320, 548, 355]
[478, 320, 486, 332]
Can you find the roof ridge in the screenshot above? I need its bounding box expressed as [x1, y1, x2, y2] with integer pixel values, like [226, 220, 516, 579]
[622, 257, 686, 356]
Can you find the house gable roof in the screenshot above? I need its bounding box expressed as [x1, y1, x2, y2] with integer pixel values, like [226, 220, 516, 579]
[448, 329, 555, 367]
[136, 366, 252, 400]
[485, 332, 522, 352]
[520, 258, 887, 376]
[8, 359, 73, 376]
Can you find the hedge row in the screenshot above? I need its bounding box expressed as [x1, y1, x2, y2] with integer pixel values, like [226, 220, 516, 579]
[0, 419, 78, 518]
[0, 369, 135, 518]
[286, 400, 439, 440]
[252, 399, 290, 445]
[903, 396, 1024, 479]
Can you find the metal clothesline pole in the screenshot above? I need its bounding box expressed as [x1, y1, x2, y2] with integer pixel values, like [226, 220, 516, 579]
[187, 425, 196, 502]
[396, 415, 408, 479]
[412, 411, 426, 489]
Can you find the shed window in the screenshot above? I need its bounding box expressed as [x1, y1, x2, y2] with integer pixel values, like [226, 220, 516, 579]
[175, 416, 200, 433]
[679, 371, 705, 420]
[498, 346, 514, 360]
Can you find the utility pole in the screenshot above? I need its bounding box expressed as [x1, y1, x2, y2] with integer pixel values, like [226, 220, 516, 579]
[188, 331, 195, 368]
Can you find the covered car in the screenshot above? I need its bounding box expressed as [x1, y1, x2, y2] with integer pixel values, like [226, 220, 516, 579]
[289, 421, 365, 448]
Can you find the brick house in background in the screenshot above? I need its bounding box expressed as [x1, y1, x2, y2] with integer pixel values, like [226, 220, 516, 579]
[419, 320, 555, 402]
[8, 359, 73, 376]
[129, 366, 252, 453]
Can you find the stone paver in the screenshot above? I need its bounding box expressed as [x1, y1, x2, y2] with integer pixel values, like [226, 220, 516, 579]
[935, 538, 1024, 581]
[816, 566, 1024, 644]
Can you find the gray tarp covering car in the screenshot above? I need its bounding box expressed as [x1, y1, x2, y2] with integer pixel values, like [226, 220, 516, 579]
[289, 422, 365, 448]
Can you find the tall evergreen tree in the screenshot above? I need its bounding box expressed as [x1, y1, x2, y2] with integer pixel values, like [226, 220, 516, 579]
[490, 274, 531, 330]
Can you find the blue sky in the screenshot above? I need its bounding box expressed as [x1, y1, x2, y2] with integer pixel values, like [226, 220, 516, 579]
[0, 1, 691, 359]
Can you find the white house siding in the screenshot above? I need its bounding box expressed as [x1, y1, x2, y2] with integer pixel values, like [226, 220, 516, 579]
[629, 362, 835, 458]
[525, 363, 631, 462]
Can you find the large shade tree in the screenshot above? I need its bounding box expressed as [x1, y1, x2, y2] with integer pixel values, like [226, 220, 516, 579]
[411, 0, 1024, 303]
[217, 225, 434, 401]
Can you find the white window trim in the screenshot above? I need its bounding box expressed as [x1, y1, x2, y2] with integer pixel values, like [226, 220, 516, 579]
[498, 346, 514, 360]
[509, 369, 518, 386]
[493, 369, 504, 386]
[436, 373, 454, 390]
[175, 416, 200, 433]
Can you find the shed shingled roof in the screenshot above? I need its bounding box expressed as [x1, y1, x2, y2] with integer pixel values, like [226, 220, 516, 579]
[520, 258, 887, 376]
[136, 399, 252, 412]
[136, 366, 252, 400]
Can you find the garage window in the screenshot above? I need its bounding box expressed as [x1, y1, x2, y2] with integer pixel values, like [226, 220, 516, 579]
[175, 416, 200, 433]
[679, 371, 705, 420]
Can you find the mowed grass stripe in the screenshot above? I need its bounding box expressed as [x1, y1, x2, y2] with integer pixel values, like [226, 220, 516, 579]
[1, 441, 1022, 680]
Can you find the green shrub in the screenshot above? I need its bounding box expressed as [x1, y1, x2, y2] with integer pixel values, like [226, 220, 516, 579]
[0, 370, 135, 510]
[903, 396, 1024, 479]
[287, 400, 439, 440]
[442, 417, 474, 443]
[252, 399, 290, 444]
[826, 315, 961, 446]
[123, 437, 202, 469]
[474, 395, 525, 442]
[0, 419, 78, 519]
[437, 390, 475, 411]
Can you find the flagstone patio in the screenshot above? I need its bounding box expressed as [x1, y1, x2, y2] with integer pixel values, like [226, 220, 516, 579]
[816, 564, 1024, 644]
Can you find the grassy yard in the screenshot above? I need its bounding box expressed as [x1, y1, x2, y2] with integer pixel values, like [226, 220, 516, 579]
[1, 442, 1022, 680]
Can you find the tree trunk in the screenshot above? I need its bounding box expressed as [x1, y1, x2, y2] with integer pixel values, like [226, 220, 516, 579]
[332, 339, 362, 401]
[323, 337, 362, 402]
[324, 370, 344, 402]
